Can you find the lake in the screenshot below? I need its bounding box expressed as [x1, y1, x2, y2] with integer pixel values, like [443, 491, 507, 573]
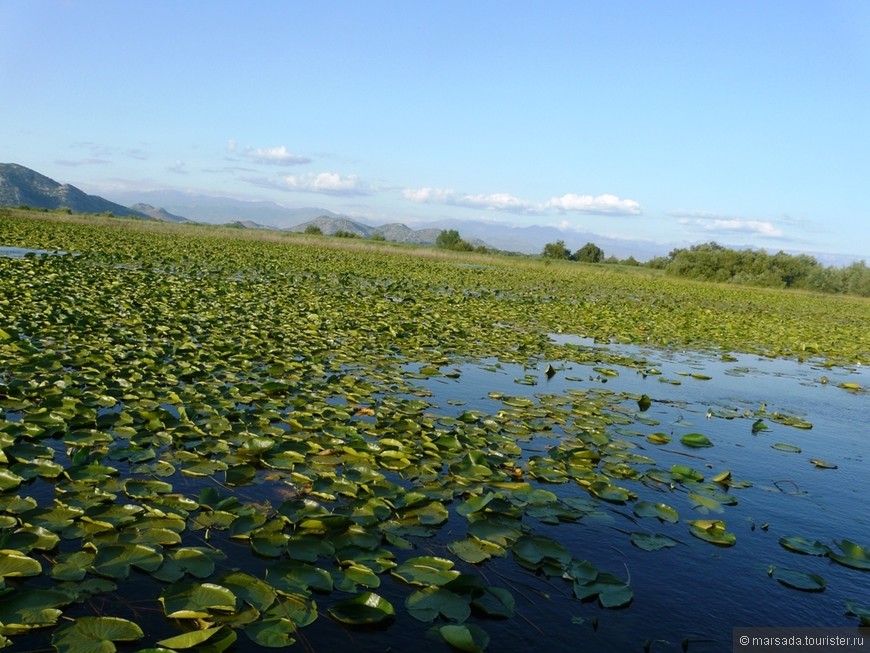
[4, 338, 869, 652]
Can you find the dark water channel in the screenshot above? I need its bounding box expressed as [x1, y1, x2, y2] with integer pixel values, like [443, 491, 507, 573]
[404, 341, 870, 652]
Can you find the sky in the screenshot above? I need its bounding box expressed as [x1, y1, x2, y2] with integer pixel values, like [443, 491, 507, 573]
[2, 1, 869, 261]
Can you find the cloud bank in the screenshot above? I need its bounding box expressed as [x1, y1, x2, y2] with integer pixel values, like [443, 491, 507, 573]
[245, 145, 311, 166]
[403, 187, 641, 216]
[673, 210, 784, 238]
[545, 193, 642, 215]
[269, 172, 371, 196]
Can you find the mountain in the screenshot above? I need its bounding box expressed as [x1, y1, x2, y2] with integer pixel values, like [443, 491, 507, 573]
[372, 223, 444, 245]
[408, 218, 670, 259]
[100, 189, 342, 228]
[287, 216, 374, 237]
[0, 163, 148, 217]
[287, 217, 489, 248]
[129, 203, 191, 223]
[223, 220, 270, 230]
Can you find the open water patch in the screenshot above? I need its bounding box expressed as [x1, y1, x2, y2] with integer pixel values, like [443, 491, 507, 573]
[0, 245, 67, 258]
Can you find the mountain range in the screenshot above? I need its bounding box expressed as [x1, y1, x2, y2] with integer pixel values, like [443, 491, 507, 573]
[0, 163, 681, 259]
[95, 185, 670, 258]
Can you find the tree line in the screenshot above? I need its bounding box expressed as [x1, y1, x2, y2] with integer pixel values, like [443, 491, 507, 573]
[541, 239, 870, 297]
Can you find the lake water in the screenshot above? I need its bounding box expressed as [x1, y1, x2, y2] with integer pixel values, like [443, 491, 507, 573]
[5, 337, 868, 652]
[0, 245, 66, 258]
[398, 342, 870, 652]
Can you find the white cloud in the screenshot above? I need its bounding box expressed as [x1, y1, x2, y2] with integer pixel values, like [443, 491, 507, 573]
[168, 160, 188, 175]
[679, 217, 784, 238]
[458, 192, 537, 213]
[245, 145, 311, 166]
[402, 187, 456, 203]
[280, 172, 369, 196]
[227, 139, 237, 153]
[402, 187, 538, 214]
[404, 187, 641, 216]
[545, 193, 642, 215]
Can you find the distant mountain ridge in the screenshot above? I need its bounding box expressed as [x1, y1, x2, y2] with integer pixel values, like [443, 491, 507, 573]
[100, 189, 343, 228]
[0, 163, 675, 259]
[11, 163, 853, 264]
[0, 164, 487, 248]
[129, 203, 191, 223]
[0, 163, 148, 217]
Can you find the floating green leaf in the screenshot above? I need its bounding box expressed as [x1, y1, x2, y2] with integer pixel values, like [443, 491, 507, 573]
[91, 544, 163, 579]
[448, 537, 506, 564]
[646, 433, 670, 445]
[680, 433, 713, 448]
[512, 535, 572, 573]
[828, 540, 870, 570]
[392, 556, 460, 587]
[0, 552, 42, 581]
[845, 600, 870, 626]
[406, 586, 471, 622]
[779, 536, 831, 556]
[51, 617, 144, 653]
[160, 581, 238, 619]
[471, 587, 515, 619]
[157, 626, 236, 650]
[327, 592, 395, 625]
[0, 588, 72, 635]
[439, 624, 490, 653]
[770, 567, 825, 592]
[634, 501, 680, 523]
[688, 520, 736, 546]
[630, 533, 679, 552]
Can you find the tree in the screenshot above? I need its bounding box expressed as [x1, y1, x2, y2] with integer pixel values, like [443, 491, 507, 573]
[575, 242, 604, 263]
[436, 229, 473, 251]
[542, 240, 570, 260]
[436, 229, 462, 249]
[304, 225, 323, 235]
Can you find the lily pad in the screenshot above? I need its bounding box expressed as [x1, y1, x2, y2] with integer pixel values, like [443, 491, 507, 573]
[327, 592, 395, 625]
[828, 540, 870, 570]
[51, 616, 144, 653]
[406, 586, 471, 622]
[779, 535, 831, 556]
[439, 624, 490, 653]
[448, 537, 506, 564]
[157, 625, 236, 650]
[845, 600, 870, 626]
[160, 581, 238, 619]
[634, 501, 680, 523]
[687, 520, 736, 546]
[392, 556, 460, 587]
[91, 543, 163, 579]
[770, 567, 825, 592]
[680, 433, 713, 448]
[630, 533, 679, 551]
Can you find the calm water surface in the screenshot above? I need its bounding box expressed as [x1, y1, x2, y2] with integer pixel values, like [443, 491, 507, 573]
[406, 343, 870, 652]
[7, 339, 868, 652]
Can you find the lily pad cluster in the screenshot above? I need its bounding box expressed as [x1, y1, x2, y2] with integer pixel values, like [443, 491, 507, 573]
[1, 211, 869, 649]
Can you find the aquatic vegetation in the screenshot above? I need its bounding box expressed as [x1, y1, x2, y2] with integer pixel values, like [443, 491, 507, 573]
[0, 212, 869, 650]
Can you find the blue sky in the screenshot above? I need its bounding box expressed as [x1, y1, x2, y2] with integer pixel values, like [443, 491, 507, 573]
[2, 1, 869, 260]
